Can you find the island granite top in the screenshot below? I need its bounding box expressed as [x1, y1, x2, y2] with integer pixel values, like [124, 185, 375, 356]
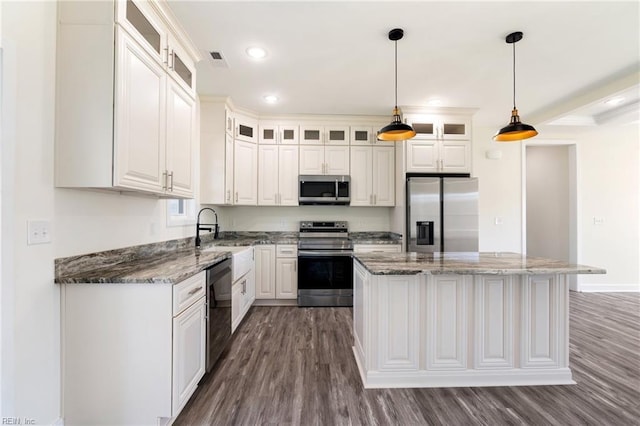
[354, 252, 606, 276]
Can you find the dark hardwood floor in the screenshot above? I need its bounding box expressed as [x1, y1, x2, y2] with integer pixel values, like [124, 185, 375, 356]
[175, 292, 640, 425]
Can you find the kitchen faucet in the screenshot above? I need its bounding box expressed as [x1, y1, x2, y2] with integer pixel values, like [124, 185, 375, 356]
[195, 207, 219, 248]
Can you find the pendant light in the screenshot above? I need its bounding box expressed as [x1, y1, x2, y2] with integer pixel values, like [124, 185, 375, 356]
[378, 28, 416, 141]
[494, 31, 538, 142]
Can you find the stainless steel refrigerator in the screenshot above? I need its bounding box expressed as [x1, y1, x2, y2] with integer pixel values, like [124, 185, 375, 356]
[406, 176, 479, 253]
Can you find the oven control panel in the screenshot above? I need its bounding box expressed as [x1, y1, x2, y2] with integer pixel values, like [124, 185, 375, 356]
[300, 221, 348, 231]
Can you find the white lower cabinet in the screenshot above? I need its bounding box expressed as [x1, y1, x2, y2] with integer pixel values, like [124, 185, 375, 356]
[276, 245, 298, 299]
[255, 245, 276, 299]
[255, 244, 297, 301]
[172, 299, 206, 414]
[62, 272, 207, 425]
[231, 253, 256, 333]
[276, 258, 298, 299]
[425, 275, 469, 370]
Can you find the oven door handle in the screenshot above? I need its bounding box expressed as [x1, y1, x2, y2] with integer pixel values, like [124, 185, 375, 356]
[298, 250, 354, 257]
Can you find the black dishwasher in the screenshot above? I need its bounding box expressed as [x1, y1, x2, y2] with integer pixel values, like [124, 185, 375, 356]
[205, 258, 232, 373]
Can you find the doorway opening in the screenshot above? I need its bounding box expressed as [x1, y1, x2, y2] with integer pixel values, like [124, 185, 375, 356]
[522, 141, 579, 291]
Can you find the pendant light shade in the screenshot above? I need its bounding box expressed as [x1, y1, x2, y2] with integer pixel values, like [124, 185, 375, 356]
[494, 31, 538, 142]
[378, 28, 416, 142]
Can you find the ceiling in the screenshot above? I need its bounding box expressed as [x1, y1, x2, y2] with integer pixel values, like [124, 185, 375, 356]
[167, 1, 640, 128]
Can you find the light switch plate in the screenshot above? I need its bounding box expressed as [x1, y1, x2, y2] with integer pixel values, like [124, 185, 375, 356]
[27, 220, 52, 245]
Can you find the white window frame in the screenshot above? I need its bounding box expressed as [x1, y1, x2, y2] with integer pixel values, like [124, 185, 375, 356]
[166, 198, 197, 227]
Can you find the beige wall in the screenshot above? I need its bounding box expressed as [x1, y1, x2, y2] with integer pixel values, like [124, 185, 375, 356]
[526, 145, 571, 261]
[472, 126, 524, 252]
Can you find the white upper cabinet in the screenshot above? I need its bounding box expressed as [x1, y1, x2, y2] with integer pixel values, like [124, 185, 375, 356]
[116, 0, 196, 96]
[113, 28, 167, 193]
[350, 145, 394, 206]
[300, 125, 350, 145]
[116, 0, 165, 64]
[299, 145, 349, 175]
[166, 33, 196, 95]
[200, 100, 234, 205]
[234, 113, 258, 143]
[350, 125, 388, 146]
[404, 112, 472, 173]
[234, 139, 258, 205]
[56, 0, 199, 198]
[165, 78, 196, 197]
[258, 145, 299, 206]
[259, 122, 299, 145]
[405, 114, 471, 141]
[406, 139, 470, 173]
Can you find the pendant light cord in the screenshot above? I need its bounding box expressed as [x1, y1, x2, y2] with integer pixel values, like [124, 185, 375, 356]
[512, 40, 516, 110]
[394, 39, 398, 108]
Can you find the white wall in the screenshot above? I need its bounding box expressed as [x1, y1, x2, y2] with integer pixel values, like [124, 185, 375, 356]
[471, 121, 639, 290]
[1, 1, 59, 422]
[472, 126, 524, 252]
[209, 205, 392, 232]
[526, 145, 570, 261]
[54, 190, 196, 258]
[574, 124, 639, 290]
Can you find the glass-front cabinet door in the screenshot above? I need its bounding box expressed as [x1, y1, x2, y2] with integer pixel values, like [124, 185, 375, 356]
[116, 0, 166, 65]
[168, 35, 195, 95]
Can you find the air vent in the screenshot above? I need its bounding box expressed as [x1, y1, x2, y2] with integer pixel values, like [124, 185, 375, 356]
[208, 50, 228, 68]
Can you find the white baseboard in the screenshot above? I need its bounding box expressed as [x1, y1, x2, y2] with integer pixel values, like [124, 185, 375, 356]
[578, 283, 640, 292]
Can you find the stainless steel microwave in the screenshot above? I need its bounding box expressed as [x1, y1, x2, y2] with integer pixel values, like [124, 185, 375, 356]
[298, 175, 350, 205]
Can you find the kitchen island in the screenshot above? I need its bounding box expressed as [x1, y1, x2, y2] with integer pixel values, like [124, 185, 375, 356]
[352, 252, 605, 389]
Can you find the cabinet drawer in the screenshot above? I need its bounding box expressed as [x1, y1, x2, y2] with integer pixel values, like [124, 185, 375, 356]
[276, 244, 298, 258]
[354, 244, 402, 253]
[173, 271, 206, 316]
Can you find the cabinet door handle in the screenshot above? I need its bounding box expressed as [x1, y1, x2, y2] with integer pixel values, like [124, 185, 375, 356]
[374, 194, 377, 205]
[293, 261, 297, 272]
[163, 47, 169, 66]
[162, 171, 168, 190]
[188, 286, 203, 296]
[235, 192, 239, 203]
[168, 171, 174, 191]
[226, 189, 231, 203]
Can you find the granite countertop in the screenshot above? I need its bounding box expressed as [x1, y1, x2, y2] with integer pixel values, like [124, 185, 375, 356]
[56, 248, 233, 284]
[55, 231, 403, 284]
[349, 232, 402, 245]
[354, 252, 606, 276]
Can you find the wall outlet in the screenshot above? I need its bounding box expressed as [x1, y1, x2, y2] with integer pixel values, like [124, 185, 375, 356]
[27, 220, 52, 245]
[593, 217, 605, 225]
[494, 216, 504, 225]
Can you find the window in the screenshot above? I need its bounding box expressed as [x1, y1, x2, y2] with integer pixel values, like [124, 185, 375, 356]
[167, 199, 197, 227]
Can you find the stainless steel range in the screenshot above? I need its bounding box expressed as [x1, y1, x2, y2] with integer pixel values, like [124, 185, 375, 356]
[297, 221, 354, 307]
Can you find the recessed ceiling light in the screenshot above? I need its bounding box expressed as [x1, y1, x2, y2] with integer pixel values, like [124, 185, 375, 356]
[604, 97, 625, 106]
[264, 95, 278, 104]
[246, 46, 267, 59]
